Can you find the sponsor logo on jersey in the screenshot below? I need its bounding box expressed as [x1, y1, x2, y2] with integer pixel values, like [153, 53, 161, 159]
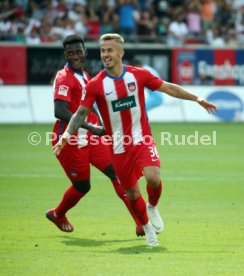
[127, 82, 136, 92]
[58, 85, 69, 96]
[111, 95, 136, 112]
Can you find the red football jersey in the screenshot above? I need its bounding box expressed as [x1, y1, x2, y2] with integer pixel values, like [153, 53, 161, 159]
[52, 64, 99, 146]
[81, 65, 163, 153]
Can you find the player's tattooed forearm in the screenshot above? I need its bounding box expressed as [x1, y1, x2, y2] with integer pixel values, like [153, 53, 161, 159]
[174, 87, 184, 99]
[66, 109, 87, 134]
[175, 86, 197, 101]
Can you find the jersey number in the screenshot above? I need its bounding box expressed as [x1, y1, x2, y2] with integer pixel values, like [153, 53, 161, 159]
[149, 146, 159, 158]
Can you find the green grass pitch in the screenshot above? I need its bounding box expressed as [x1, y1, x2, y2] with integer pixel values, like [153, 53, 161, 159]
[0, 123, 243, 276]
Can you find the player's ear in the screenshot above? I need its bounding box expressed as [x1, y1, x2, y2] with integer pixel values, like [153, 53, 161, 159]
[84, 47, 88, 56]
[120, 49, 124, 58]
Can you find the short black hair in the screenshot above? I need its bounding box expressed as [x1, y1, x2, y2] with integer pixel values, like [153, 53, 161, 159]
[63, 34, 85, 48]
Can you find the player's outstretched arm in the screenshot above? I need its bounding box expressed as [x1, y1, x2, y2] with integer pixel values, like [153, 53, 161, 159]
[196, 97, 217, 114]
[158, 81, 217, 114]
[53, 105, 91, 156]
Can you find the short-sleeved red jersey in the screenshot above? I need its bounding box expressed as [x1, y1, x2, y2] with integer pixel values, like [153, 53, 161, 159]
[52, 64, 99, 146]
[81, 65, 163, 153]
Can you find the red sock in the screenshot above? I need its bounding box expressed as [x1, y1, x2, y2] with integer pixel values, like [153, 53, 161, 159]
[147, 181, 162, 206]
[55, 185, 85, 217]
[130, 195, 148, 225]
[112, 179, 141, 225]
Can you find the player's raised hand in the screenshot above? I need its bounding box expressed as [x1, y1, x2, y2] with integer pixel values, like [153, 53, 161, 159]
[197, 98, 217, 114]
[53, 136, 68, 156]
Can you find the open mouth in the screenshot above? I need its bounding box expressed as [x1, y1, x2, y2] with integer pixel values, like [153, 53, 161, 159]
[72, 60, 83, 67]
[104, 59, 112, 65]
[74, 60, 82, 65]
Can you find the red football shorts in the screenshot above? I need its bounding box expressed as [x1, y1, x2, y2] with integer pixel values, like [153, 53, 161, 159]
[56, 138, 112, 182]
[111, 141, 160, 189]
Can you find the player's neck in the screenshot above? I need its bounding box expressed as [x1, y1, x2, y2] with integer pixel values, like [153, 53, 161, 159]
[106, 64, 124, 78]
[67, 63, 84, 75]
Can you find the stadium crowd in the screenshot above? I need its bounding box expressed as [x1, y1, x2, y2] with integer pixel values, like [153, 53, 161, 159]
[0, 0, 244, 46]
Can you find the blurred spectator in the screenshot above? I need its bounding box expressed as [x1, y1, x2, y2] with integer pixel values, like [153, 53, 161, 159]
[26, 0, 47, 21]
[206, 24, 226, 46]
[68, 3, 84, 21]
[64, 0, 87, 10]
[156, 17, 169, 43]
[40, 21, 54, 42]
[98, 0, 118, 34]
[138, 0, 150, 10]
[236, 15, 244, 45]
[151, 0, 170, 18]
[225, 22, 238, 46]
[200, 0, 216, 30]
[24, 18, 40, 36]
[214, 0, 233, 28]
[232, 0, 244, 11]
[167, 9, 189, 46]
[0, 0, 243, 45]
[62, 15, 76, 38]
[85, 7, 100, 40]
[44, 2, 59, 25]
[26, 27, 41, 44]
[136, 10, 157, 42]
[1, 0, 14, 13]
[14, 0, 28, 11]
[67, 3, 87, 38]
[24, 14, 41, 44]
[116, 0, 139, 39]
[186, 0, 202, 37]
[56, 0, 68, 17]
[50, 17, 64, 40]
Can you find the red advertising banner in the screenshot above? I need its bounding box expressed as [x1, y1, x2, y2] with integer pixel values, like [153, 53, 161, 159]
[0, 45, 27, 84]
[172, 48, 194, 84]
[214, 49, 236, 85]
[172, 48, 244, 85]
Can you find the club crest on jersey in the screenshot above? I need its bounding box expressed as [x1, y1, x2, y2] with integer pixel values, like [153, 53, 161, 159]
[127, 82, 136, 92]
[58, 85, 69, 96]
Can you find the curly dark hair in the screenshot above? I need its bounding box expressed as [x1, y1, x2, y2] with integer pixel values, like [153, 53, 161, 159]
[63, 34, 85, 48]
